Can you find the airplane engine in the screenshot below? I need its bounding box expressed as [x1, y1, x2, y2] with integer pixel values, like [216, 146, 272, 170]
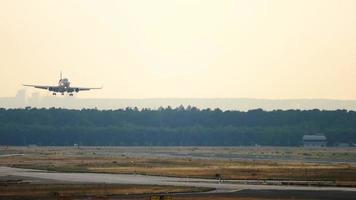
[75, 88, 79, 93]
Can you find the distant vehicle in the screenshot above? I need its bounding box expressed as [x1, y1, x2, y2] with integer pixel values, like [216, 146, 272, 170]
[23, 72, 102, 96]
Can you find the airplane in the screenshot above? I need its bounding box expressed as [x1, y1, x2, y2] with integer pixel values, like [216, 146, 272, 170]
[23, 72, 102, 96]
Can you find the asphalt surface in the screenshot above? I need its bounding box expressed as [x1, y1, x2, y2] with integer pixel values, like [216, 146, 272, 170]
[1, 166, 356, 193]
[0, 154, 24, 158]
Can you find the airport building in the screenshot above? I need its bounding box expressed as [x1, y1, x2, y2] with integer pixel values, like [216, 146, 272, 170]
[303, 134, 327, 147]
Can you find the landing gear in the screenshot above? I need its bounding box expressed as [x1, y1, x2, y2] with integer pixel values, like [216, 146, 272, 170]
[61, 93, 64, 95]
[69, 93, 74, 96]
[52, 93, 56, 96]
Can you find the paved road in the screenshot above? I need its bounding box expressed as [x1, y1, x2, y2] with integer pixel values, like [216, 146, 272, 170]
[1, 166, 356, 193]
[0, 154, 24, 158]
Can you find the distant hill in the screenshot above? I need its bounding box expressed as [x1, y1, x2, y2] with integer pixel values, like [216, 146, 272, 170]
[1, 90, 356, 111]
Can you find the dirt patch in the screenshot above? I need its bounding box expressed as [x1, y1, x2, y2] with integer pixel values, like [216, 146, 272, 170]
[0, 183, 209, 200]
[172, 190, 356, 200]
[1, 147, 356, 184]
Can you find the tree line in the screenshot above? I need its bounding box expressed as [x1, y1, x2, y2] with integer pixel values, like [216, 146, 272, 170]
[0, 107, 355, 146]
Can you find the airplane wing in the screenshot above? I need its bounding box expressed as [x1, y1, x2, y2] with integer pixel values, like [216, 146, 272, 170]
[68, 86, 103, 92]
[23, 84, 58, 91]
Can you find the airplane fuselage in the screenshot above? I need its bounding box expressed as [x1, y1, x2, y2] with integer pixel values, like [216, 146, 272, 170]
[50, 78, 78, 94]
[59, 78, 70, 88]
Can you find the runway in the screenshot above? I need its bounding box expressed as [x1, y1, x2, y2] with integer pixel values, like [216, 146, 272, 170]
[1, 166, 356, 193]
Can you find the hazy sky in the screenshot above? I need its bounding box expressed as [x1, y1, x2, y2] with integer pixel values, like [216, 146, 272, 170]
[0, 0, 355, 99]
